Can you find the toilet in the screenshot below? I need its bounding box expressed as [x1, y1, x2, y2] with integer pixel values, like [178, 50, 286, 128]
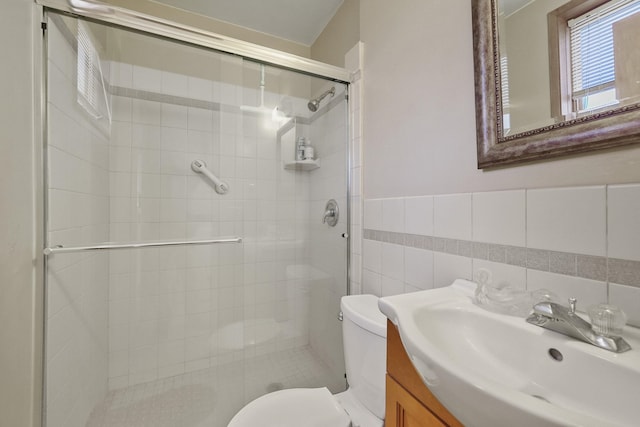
[228, 294, 387, 427]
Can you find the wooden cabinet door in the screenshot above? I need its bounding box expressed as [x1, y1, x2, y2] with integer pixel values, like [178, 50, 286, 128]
[385, 375, 446, 427]
[386, 321, 463, 427]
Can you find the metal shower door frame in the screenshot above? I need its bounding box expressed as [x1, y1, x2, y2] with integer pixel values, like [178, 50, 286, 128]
[35, 0, 351, 84]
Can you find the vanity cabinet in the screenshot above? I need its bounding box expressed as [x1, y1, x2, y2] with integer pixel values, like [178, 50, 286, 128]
[385, 320, 463, 427]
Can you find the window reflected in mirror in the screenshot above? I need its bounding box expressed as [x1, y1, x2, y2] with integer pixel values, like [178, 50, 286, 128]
[473, 0, 640, 168]
[498, 0, 640, 136]
[552, 0, 640, 119]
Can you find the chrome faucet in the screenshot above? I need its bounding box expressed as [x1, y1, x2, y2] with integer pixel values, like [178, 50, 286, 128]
[526, 298, 632, 353]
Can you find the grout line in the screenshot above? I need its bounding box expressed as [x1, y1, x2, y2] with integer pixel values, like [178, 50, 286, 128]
[605, 184, 610, 302]
[524, 188, 529, 290]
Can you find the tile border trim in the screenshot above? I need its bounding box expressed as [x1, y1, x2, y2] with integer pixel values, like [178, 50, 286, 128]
[363, 228, 640, 287]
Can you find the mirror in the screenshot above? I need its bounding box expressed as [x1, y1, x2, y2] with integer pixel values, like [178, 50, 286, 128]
[472, 0, 640, 168]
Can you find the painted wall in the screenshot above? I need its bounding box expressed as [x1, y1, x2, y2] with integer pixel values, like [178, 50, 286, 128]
[102, 0, 310, 58]
[360, 0, 640, 198]
[0, 1, 40, 427]
[311, 0, 360, 68]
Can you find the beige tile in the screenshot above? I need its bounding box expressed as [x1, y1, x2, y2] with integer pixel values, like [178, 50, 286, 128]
[527, 186, 606, 256]
[434, 193, 472, 240]
[608, 184, 640, 261]
[473, 190, 525, 246]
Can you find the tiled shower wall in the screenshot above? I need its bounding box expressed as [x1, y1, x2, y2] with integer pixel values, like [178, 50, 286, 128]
[46, 15, 352, 421]
[46, 20, 110, 427]
[107, 56, 244, 388]
[308, 89, 348, 378]
[346, 42, 364, 297]
[106, 57, 318, 388]
[362, 185, 640, 327]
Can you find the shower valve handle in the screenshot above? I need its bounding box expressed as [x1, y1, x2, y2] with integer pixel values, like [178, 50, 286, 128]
[322, 199, 339, 227]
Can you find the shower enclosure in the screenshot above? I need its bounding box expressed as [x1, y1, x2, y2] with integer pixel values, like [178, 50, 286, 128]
[42, 5, 350, 426]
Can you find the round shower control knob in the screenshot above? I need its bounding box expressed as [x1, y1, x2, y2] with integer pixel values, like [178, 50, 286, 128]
[322, 199, 339, 227]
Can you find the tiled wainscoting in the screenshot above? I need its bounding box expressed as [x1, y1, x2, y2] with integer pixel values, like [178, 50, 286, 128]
[362, 185, 640, 327]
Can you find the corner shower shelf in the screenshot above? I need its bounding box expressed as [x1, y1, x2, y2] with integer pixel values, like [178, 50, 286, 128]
[283, 159, 320, 171]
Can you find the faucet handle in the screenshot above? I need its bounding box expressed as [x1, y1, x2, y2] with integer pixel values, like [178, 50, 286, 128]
[568, 297, 577, 315]
[588, 303, 627, 337]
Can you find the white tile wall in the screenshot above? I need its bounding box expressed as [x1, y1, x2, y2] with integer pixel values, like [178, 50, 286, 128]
[349, 46, 363, 297]
[382, 243, 404, 281]
[527, 270, 606, 308]
[609, 284, 640, 327]
[161, 71, 188, 97]
[473, 190, 525, 246]
[527, 186, 606, 256]
[381, 276, 404, 297]
[362, 184, 640, 325]
[404, 247, 434, 290]
[433, 252, 473, 288]
[434, 193, 472, 240]
[608, 184, 640, 261]
[405, 196, 434, 236]
[382, 198, 405, 233]
[472, 259, 526, 290]
[362, 239, 382, 273]
[133, 66, 161, 92]
[363, 199, 382, 230]
[104, 58, 347, 389]
[362, 268, 382, 296]
[308, 92, 349, 380]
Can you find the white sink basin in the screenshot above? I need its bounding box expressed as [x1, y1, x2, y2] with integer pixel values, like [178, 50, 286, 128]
[379, 279, 640, 427]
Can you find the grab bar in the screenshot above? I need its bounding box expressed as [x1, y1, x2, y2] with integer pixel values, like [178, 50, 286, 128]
[43, 237, 242, 256]
[191, 159, 229, 194]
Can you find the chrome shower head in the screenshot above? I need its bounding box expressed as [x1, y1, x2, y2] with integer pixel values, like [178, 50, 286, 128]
[307, 99, 320, 112]
[308, 86, 336, 112]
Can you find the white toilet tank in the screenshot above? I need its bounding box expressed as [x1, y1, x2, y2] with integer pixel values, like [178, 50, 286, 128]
[340, 294, 387, 420]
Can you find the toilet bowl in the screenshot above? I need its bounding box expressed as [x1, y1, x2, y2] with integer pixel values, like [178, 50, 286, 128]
[228, 294, 387, 427]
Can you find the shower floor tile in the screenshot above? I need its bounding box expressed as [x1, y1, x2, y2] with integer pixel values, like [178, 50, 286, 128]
[86, 345, 346, 427]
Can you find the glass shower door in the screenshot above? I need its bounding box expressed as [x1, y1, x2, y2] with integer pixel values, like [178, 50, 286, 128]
[237, 61, 350, 406]
[43, 11, 348, 427]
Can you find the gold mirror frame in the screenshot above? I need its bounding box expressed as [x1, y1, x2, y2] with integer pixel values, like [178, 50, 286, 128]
[472, 0, 640, 169]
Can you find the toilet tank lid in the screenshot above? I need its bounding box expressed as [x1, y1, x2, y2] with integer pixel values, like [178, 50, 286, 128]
[341, 294, 387, 338]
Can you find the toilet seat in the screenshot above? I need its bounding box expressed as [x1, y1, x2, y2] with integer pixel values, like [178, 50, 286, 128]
[228, 387, 352, 427]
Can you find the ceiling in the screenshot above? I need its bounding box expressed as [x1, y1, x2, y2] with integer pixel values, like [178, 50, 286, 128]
[499, 0, 536, 17]
[151, 0, 345, 46]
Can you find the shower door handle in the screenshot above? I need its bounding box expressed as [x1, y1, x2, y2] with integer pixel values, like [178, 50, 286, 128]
[43, 237, 242, 255]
